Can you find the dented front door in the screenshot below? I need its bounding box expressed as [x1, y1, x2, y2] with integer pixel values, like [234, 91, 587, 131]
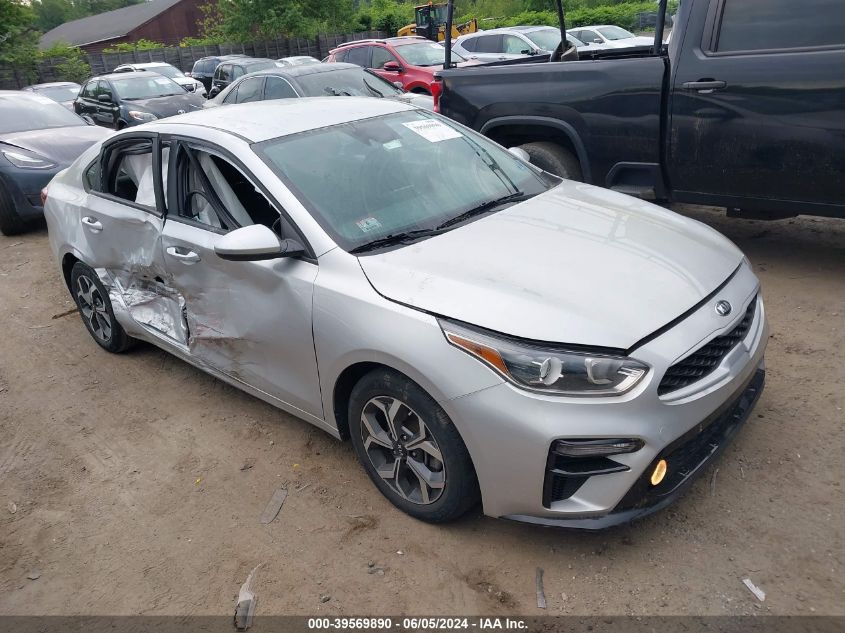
[160, 218, 323, 418]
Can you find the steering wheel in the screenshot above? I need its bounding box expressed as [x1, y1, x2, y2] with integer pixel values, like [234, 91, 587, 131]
[550, 39, 579, 63]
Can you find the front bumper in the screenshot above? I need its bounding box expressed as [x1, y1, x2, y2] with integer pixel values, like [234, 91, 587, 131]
[442, 264, 768, 527]
[0, 169, 58, 221]
[510, 367, 764, 529]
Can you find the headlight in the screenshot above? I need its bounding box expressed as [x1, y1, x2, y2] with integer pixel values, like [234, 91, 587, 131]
[440, 319, 648, 396]
[128, 110, 158, 122]
[2, 149, 55, 170]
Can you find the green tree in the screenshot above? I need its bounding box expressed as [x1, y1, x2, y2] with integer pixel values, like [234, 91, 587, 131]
[40, 42, 92, 83]
[0, 0, 39, 81]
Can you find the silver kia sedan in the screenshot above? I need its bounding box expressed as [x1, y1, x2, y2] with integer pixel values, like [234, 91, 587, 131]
[44, 98, 767, 527]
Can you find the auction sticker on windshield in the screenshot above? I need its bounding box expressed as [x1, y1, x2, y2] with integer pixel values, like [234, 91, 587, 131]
[356, 217, 382, 233]
[403, 120, 463, 143]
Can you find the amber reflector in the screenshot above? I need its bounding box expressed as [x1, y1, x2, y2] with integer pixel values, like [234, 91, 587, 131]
[650, 459, 668, 486]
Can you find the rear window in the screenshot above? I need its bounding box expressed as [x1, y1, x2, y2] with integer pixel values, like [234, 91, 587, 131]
[717, 0, 845, 52]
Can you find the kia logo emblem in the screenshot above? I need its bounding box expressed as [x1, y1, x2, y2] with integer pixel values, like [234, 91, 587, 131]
[715, 300, 732, 316]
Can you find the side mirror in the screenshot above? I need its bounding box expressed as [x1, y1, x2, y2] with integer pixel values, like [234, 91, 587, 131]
[97, 93, 113, 103]
[508, 147, 531, 162]
[393, 81, 404, 90]
[593, 39, 603, 44]
[383, 62, 403, 73]
[209, 86, 220, 98]
[214, 224, 305, 261]
[520, 49, 533, 55]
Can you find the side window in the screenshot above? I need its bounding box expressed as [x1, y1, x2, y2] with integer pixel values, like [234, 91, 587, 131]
[581, 30, 600, 43]
[232, 65, 246, 80]
[235, 77, 264, 103]
[475, 35, 504, 53]
[174, 145, 280, 232]
[264, 77, 298, 100]
[216, 64, 231, 81]
[371, 46, 398, 69]
[96, 81, 113, 102]
[102, 139, 159, 209]
[503, 35, 528, 54]
[82, 81, 98, 98]
[716, 0, 845, 53]
[345, 46, 370, 67]
[333, 49, 348, 62]
[460, 37, 477, 52]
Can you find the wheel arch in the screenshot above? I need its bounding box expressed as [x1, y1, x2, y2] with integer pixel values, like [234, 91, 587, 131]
[61, 251, 82, 291]
[480, 116, 592, 183]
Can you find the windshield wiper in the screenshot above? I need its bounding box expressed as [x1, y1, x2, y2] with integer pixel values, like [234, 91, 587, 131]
[436, 192, 531, 230]
[349, 228, 442, 254]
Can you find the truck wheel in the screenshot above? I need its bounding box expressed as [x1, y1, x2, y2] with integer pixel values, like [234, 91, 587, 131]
[0, 182, 26, 236]
[519, 142, 582, 181]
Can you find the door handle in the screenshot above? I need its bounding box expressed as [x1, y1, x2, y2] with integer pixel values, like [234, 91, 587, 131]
[166, 246, 201, 263]
[682, 80, 727, 92]
[81, 216, 102, 232]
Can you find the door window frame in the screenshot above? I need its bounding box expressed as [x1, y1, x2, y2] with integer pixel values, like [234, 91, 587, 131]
[93, 132, 166, 217]
[263, 75, 300, 99]
[162, 135, 317, 261]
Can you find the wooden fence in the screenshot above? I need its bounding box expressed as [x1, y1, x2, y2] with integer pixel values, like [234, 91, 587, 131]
[0, 30, 388, 89]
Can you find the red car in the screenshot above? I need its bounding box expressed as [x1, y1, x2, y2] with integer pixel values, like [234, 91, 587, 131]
[326, 37, 472, 95]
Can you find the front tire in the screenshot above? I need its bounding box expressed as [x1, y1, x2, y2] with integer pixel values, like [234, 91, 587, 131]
[349, 369, 479, 522]
[70, 262, 135, 353]
[0, 182, 26, 236]
[519, 141, 582, 180]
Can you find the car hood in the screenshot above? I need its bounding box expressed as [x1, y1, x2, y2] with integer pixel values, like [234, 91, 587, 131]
[124, 93, 205, 117]
[357, 182, 744, 349]
[0, 125, 110, 166]
[389, 92, 433, 110]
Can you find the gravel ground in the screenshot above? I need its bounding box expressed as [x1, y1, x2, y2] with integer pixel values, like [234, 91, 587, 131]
[0, 207, 842, 616]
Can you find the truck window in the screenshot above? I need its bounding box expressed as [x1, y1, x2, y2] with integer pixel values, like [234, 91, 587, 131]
[717, 0, 845, 52]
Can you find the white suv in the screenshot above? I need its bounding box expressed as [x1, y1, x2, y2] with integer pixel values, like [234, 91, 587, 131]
[452, 26, 597, 62]
[112, 62, 207, 97]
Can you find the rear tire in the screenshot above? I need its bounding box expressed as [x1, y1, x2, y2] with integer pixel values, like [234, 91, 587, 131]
[0, 182, 26, 236]
[519, 141, 582, 180]
[348, 368, 479, 523]
[70, 262, 135, 353]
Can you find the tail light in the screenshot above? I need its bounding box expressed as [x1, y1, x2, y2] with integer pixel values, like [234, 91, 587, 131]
[431, 79, 443, 113]
[40, 187, 49, 207]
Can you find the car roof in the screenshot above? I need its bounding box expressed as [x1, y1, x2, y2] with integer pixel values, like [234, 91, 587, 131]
[247, 62, 360, 79]
[0, 90, 71, 104]
[90, 72, 178, 82]
[231, 57, 276, 66]
[195, 54, 247, 62]
[115, 62, 172, 68]
[24, 82, 81, 89]
[150, 96, 413, 142]
[330, 36, 426, 52]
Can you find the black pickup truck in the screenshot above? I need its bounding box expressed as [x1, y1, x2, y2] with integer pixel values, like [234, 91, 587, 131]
[437, 0, 845, 219]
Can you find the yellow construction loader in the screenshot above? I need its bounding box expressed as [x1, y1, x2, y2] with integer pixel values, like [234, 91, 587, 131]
[397, 2, 478, 42]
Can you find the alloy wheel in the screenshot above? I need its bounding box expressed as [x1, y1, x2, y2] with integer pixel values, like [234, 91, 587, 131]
[360, 396, 446, 505]
[76, 274, 112, 343]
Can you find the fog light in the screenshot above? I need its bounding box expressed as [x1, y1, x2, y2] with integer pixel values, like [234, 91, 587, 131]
[650, 459, 668, 486]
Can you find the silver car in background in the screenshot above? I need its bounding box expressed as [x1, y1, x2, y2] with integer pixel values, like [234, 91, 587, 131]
[453, 26, 598, 61]
[44, 98, 767, 527]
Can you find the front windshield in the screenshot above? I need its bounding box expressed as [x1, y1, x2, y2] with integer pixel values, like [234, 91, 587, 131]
[525, 29, 563, 51]
[395, 42, 466, 67]
[34, 86, 79, 102]
[0, 95, 84, 133]
[112, 76, 185, 99]
[146, 65, 183, 79]
[255, 111, 553, 252]
[596, 26, 636, 40]
[297, 68, 403, 98]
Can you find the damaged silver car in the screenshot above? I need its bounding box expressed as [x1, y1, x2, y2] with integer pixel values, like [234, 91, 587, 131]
[45, 98, 767, 526]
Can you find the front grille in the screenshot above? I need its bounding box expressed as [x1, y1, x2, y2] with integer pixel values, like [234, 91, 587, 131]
[658, 296, 757, 396]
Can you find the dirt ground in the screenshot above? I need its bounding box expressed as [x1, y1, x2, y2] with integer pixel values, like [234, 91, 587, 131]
[0, 207, 843, 617]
